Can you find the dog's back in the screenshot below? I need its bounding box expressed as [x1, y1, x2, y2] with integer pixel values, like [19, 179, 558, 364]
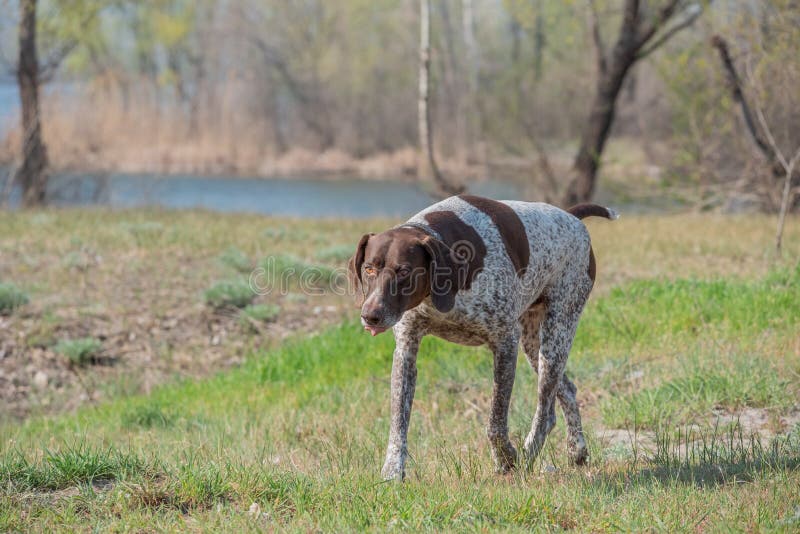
[405, 195, 600, 319]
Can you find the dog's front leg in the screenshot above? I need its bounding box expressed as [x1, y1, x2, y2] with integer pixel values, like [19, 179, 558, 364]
[381, 327, 422, 481]
[487, 330, 520, 473]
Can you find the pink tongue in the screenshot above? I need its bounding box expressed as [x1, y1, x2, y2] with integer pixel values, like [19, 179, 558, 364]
[365, 325, 388, 336]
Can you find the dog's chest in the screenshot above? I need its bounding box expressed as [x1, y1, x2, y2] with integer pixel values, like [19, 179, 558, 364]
[409, 298, 515, 346]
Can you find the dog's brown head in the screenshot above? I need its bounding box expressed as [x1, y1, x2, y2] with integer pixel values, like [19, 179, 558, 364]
[348, 227, 462, 335]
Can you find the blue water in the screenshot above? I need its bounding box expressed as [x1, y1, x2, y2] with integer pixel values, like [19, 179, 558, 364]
[0, 171, 522, 218]
[0, 84, 17, 135]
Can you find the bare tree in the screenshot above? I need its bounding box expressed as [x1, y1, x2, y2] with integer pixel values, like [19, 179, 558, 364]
[15, 0, 49, 207]
[711, 35, 800, 255]
[11, 0, 101, 207]
[561, 0, 704, 206]
[461, 0, 479, 155]
[418, 0, 462, 197]
[763, 118, 800, 256]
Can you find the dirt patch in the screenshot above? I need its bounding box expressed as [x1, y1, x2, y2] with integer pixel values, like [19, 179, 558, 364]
[711, 406, 800, 436]
[0, 212, 364, 419]
[0, 294, 349, 418]
[595, 406, 800, 462]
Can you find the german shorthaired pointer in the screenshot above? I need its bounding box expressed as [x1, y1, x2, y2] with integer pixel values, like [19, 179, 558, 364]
[348, 195, 617, 480]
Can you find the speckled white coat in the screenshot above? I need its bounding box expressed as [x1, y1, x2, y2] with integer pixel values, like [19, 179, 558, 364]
[379, 196, 614, 480]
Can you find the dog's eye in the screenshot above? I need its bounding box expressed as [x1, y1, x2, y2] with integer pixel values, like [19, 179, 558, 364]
[364, 266, 377, 276]
[396, 267, 411, 278]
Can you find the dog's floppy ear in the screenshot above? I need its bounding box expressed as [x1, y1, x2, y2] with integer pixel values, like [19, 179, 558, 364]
[348, 233, 373, 306]
[422, 236, 461, 313]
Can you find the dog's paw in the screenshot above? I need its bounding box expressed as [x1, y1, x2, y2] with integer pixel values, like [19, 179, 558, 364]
[567, 434, 589, 466]
[568, 446, 589, 466]
[381, 459, 405, 482]
[491, 441, 518, 474]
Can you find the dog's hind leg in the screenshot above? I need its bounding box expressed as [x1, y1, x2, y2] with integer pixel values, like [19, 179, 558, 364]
[523, 276, 590, 465]
[522, 301, 589, 465]
[487, 331, 520, 474]
[557, 374, 588, 465]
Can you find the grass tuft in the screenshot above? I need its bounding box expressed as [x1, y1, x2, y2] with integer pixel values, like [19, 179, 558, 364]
[239, 303, 280, 324]
[260, 254, 342, 287]
[218, 246, 253, 273]
[314, 244, 353, 264]
[0, 445, 154, 491]
[120, 401, 175, 429]
[0, 282, 29, 315]
[53, 337, 103, 366]
[203, 279, 255, 309]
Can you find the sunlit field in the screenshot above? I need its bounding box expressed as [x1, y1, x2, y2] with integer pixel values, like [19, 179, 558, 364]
[1, 210, 799, 531]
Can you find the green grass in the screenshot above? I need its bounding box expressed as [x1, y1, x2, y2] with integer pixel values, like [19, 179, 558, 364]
[203, 279, 256, 309]
[218, 246, 254, 273]
[2, 265, 800, 530]
[315, 244, 353, 264]
[53, 337, 104, 366]
[0, 282, 28, 314]
[0, 445, 155, 491]
[239, 303, 280, 324]
[260, 253, 343, 288]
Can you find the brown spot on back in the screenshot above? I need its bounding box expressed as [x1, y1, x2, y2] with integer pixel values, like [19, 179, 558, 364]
[459, 195, 529, 276]
[423, 210, 486, 290]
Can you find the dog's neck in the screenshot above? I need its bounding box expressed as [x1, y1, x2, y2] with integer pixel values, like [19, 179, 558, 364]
[395, 221, 444, 242]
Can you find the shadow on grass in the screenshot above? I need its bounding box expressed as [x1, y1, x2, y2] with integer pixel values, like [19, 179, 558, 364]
[601, 455, 800, 491]
[593, 424, 800, 491]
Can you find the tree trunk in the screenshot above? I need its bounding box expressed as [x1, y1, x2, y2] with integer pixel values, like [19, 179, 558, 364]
[461, 0, 478, 154]
[418, 0, 462, 197]
[561, 0, 704, 206]
[16, 0, 49, 207]
[563, 52, 635, 206]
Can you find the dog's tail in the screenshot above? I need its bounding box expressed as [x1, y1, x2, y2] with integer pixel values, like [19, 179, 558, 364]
[567, 203, 619, 221]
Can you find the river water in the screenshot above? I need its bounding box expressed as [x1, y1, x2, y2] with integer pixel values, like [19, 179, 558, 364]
[0, 171, 522, 218]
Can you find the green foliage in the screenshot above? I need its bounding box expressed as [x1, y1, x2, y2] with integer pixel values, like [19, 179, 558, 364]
[203, 279, 255, 309]
[260, 254, 341, 288]
[239, 303, 280, 324]
[314, 244, 353, 264]
[54, 337, 103, 366]
[0, 283, 29, 315]
[120, 401, 174, 429]
[217, 246, 253, 273]
[37, 0, 116, 73]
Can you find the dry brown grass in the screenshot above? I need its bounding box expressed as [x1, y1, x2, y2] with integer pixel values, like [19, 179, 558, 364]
[586, 212, 800, 292]
[0, 89, 480, 180]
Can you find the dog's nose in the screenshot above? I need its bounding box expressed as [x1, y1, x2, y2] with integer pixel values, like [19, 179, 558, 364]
[361, 311, 381, 326]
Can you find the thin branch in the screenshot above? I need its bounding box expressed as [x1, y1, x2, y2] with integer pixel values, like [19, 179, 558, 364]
[39, 39, 78, 83]
[754, 100, 789, 172]
[775, 149, 800, 255]
[635, 0, 681, 49]
[748, 60, 800, 256]
[587, 0, 607, 74]
[637, 3, 703, 59]
[711, 35, 776, 163]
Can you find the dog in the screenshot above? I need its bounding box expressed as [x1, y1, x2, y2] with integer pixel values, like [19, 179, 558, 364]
[348, 195, 617, 480]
